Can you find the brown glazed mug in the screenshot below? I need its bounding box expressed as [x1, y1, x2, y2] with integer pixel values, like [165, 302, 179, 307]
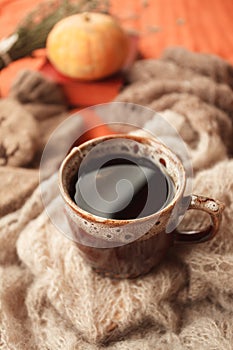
[59, 134, 224, 279]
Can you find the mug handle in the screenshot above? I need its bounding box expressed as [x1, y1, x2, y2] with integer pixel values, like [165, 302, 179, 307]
[174, 194, 225, 244]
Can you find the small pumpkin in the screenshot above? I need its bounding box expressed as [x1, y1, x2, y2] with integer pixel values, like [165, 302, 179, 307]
[46, 12, 129, 80]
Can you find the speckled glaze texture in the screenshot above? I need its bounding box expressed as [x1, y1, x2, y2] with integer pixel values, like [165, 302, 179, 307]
[59, 135, 224, 279]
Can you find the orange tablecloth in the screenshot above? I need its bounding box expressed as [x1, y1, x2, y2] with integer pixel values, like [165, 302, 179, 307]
[1, 0, 233, 105]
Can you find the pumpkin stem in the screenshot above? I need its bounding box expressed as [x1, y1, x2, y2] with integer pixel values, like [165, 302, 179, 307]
[83, 12, 91, 21]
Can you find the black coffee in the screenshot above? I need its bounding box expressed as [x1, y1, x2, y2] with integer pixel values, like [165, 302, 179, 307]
[72, 154, 174, 220]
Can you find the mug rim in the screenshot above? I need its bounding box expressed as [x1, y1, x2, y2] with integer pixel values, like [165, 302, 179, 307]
[59, 134, 186, 224]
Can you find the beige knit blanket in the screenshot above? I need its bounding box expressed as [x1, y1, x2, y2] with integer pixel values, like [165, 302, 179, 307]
[0, 48, 233, 350]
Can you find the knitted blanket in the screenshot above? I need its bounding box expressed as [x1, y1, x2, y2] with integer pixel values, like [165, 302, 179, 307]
[0, 48, 233, 350]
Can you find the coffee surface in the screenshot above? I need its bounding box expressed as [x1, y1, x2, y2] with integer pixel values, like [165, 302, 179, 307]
[72, 155, 174, 220]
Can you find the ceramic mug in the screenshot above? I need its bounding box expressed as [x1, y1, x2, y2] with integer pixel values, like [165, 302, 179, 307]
[59, 134, 224, 279]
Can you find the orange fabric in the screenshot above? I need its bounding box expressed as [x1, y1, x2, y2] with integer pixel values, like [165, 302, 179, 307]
[0, 53, 46, 98]
[1, 0, 233, 104]
[40, 58, 124, 106]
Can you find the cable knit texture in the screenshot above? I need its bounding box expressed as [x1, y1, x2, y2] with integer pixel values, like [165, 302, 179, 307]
[0, 48, 233, 349]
